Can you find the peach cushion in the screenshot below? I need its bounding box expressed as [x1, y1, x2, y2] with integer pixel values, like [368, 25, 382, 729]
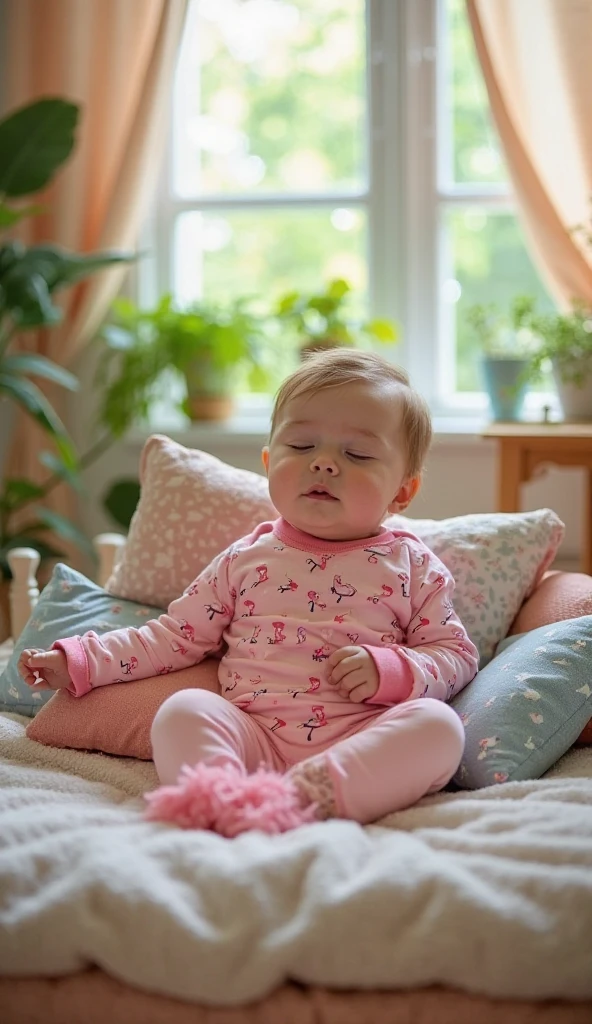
[509, 570, 592, 745]
[26, 659, 221, 760]
[510, 570, 592, 635]
[105, 434, 276, 608]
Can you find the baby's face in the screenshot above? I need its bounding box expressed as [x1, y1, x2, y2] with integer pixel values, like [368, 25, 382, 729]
[264, 380, 419, 541]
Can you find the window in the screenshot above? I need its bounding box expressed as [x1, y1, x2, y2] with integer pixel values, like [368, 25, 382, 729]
[143, 0, 552, 418]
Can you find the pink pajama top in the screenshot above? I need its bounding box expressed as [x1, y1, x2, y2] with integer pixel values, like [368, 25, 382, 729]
[54, 519, 479, 751]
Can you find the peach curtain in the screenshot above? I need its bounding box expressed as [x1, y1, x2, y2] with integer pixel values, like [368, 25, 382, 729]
[466, 0, 592, 308]
[1, 0, 187, 565]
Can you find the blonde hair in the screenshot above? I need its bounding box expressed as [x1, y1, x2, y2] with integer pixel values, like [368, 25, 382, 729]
[270, 348, 432, 478]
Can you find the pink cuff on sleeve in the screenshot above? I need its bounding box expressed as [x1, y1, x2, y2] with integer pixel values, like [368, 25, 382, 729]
[52, 637, 92, 697]
[362, 645, 414, 705]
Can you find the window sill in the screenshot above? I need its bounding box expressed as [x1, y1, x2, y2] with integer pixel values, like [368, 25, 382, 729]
[125, 412, 555, 450]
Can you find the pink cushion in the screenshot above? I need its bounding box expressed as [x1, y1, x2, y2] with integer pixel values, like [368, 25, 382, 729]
[105, 435, 276, 608]
[509, 571, 592, 746]
[26, 659, 221, 760]
[510, 571, 592, 635]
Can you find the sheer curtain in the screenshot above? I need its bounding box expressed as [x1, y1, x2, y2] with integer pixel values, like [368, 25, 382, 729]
[1, 0, 188, 563]
[467, 0, 592, 307]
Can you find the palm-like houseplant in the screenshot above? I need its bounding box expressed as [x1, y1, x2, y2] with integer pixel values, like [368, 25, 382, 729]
[0, 97, 134, 578]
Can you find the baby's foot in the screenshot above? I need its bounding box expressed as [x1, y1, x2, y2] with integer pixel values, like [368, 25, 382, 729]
[287, 756, 338, 820]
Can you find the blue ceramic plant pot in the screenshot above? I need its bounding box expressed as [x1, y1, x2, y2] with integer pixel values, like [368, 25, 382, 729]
[481, 357, 530, 421]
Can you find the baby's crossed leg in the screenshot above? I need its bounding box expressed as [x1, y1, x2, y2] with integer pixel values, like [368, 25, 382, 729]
[289, 699, 465, 824]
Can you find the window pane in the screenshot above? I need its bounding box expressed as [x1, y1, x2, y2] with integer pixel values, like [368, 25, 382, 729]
[174, 206, 367, 304]
[173, 205, 367, 386]
[444, 0, 506, 185]
[441, 207, 554, 392]
[174, 0, 366, 197]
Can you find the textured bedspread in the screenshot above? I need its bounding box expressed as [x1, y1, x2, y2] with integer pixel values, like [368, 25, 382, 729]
[0, 713, 591, 1007]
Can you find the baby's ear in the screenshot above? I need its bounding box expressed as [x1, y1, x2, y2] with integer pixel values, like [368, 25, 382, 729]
[261, 447, 270, 475]
[388, 476, 421, 513]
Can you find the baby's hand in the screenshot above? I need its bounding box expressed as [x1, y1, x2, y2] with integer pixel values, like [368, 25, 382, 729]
[17, 648, 71, 691]
[327, 646, 379, 703]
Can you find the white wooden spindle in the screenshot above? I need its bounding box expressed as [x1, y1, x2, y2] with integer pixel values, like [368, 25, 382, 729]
[93, 533, 127, 587]
[7, 547, 41, 641]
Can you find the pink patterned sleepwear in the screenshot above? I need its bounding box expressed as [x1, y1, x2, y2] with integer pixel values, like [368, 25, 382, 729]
[55, 518, 479, 823]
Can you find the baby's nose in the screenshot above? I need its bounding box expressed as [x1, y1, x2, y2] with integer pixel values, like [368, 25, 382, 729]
[311, 452, 339, 474]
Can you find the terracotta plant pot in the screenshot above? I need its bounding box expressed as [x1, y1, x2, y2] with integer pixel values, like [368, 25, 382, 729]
[185, 393, 234, 422]
[183, 358, 236, 422]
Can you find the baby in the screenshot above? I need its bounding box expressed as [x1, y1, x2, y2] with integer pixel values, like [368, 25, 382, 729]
[19, 349, 478, 836]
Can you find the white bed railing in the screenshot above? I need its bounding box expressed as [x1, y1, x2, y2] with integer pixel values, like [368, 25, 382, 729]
[6, 535, 127, 641]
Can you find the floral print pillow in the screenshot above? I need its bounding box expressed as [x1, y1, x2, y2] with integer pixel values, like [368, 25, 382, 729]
[388, 508, 564, 665]
[451, 615, 592, 788]
[0, 564, 162, 717]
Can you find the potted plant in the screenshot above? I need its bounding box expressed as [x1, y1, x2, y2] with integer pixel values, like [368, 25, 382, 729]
[465, 295, 538, 421]
[97, 292, 271, 426]
[524, 303, 592, 421]
[521, 197, 592, 421]
[275, 277, 399, 357]
[0, 97, 134, 604]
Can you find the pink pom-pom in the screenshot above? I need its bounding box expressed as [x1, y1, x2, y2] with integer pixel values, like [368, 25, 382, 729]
[144, 762, 317, 837]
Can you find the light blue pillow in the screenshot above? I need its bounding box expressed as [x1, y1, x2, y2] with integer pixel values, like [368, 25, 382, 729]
[451, 615, 592, 789]
[0, 563, 163, 717]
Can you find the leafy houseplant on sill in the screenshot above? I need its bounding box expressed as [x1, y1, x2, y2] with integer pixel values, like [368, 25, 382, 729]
[0, 97, 134, 622]
[465, 296, 538, 422]
[96, 292, 271, 431]
[524, 197, 592, 421]
[274, 278, 399, 358]
[524, 303, 592, 422]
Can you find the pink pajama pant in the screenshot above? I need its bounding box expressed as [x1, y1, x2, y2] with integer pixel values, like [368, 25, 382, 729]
[151, 691, 465, 825]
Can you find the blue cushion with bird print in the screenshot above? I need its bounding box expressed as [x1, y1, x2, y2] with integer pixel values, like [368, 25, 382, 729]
[0, 563, 162, 717]
[450, 615, 592, 788]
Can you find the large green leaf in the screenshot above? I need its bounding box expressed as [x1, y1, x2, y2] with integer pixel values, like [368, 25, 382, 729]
[2, 353, 78, 391]
[12, 246, 136, 290]
[0, 269, 62, 326]
[0, 372, 75, 460]
[0, 99, 79, 198]
[0, 246, 135, 328]
[0, 478, 46, 512]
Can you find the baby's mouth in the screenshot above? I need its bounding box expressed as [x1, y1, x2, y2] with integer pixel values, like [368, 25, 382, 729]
[304, 487, 338, 501]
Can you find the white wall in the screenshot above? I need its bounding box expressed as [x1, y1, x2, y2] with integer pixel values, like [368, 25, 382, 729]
[80, 428, 584, 572]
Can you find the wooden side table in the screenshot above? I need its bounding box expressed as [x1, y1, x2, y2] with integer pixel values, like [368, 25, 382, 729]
[483, 423, 592, 575]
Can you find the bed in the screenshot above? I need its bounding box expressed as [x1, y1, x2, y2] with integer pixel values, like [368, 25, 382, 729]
[1, 463, 592, 1021]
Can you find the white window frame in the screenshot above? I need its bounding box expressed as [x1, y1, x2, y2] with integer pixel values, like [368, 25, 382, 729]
[139, 0, 535, 425]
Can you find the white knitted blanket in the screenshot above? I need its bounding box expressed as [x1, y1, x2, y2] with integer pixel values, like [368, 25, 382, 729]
[0, 712, 591, 1006]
